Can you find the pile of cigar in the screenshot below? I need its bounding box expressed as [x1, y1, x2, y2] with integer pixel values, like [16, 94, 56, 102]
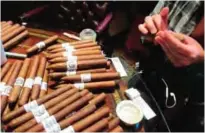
[1, 21, 28, 50]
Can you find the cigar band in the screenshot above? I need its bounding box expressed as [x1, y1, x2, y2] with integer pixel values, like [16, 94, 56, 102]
[74, 83, 84, 90]
[60, 126, 75, 133]
[67, 60, 77, 71]
[0, 82, 6, 93]
[24, 100, 39, 112]
[42, 115, 59, 131]
[36, 41, 46, 49]
[61, 43, 70, 48]
[41, 82, 48, 90]
[24, 78, 34, 88]
[1, 85, 12, 96]
[31, 105, 50, 123]
[14, 77, 25, 87]
[80, 73, 91, 82]
[63, 51, 73, 57]
[45, 123, 61, 132]
[66, 70, 76, 76]
[67, 56, 77, 61]
[64, 46, 75, 52]
[34, 76, 43, 85]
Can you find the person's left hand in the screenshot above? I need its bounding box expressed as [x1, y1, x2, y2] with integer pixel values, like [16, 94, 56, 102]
[155, 30, 204, 67]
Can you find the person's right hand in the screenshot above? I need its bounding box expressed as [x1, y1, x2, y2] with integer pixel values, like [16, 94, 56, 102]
[138, 7, 169, 35]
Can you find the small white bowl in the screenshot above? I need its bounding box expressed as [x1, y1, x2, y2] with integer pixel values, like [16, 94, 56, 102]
[116, 100, 143, 126]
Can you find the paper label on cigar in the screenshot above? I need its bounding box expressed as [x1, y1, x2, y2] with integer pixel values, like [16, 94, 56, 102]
[67, 55, 77, 61]
[24, 78, 34, 88]
[24, 100, 39, 112]
[66, 70, 76, 76]
[63, 51, 73, 57]
[66, 60, 77, 71]
[62, 43, 70, 48]
[46, 123, 61, 132]
[0, 82, 6, 93]
[36, 41, 46, 49]
[41, 82, 47, 90]
[32, 105, 50, 123]
[60, 126, 75, 133]
[42, 116, 58, 131]
[74, 83, 84, 90]
[34, 76, 43, 85]
[110, 57, 127, 77]
[80, 73, 91, 82]
[14, 77, 25, 87]
[64, 46, 75, 52]
[1, 85, 12, 96]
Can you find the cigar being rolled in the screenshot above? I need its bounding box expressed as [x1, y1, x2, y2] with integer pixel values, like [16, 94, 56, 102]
[1, 24, 20, 37]
[26, 35, 58, 54]
[1, 62, 12, 80]
[110, 125, 124, 132]
[39, 62, 49, 98]
[82, 118, 109, 132]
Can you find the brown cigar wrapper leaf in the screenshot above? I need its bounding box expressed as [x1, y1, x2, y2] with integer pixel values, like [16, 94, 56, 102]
[1, 62, 12, 80]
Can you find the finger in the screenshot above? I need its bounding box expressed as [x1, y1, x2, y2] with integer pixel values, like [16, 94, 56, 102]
[152, 14, 162, 30]
[144, 16, 157, 34]
[159, 7, 169, 30]
[138, 24, 148, 35]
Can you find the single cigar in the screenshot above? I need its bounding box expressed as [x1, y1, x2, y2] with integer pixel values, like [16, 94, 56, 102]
[47, 59, 107, 71]
[9, 58, 31, 104]
[49, 68, 106, 79]
[110, 126, 124, 132]
[31, 56, 47, 100]
[18, 56, 40, 106]
[1, 61, 22, 114]
[26, 35, 58, 54]
[62, 72, 120, 82]
[49, 54, 105, 64]
[47, 50, 102, 59]
[4, 30, 28, 50]
[2, 26, 25, 43]
[2, 85, 72, 122]
[1, 62, 16, 84]
[106, 117, 120, 132]
[1, 24, 12, 33]
[82, 118, 108, 132]
[1, 21, 13, 29]
[1, 24, 20, 37]
[39, 62, 49, 98]
[1, 62, 12, 80]
[72, 107, 110, 132]
[47, 40, 93, 51]
[89, 93, 106, 104]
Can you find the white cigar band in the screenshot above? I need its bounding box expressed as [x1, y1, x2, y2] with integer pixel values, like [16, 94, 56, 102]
[61, 43, 70, 48]
[66, 55, 77, 62]
[1, 85, 12, 96]
[23, 78, 34, 89]
[14, 77, 25, 87]
[66, 70, 76, 76]
[41, 82, 47, 90]
[66, 60, 77, 71]
[60, 126, 75, 133]
[34, 76, 43, 85]
[46, 123, 61, 132]
[80, 73, 91, 82]
[74, 83, 85, 90]
[24, 100, 39, 112]
[63, 51, 73, 57]
[42, 116, 59, 131]
[32, 105, 50, 123]
[0, 82, 6, 93]
[64, 46, 75, 52]
[36, 41, 46, 50]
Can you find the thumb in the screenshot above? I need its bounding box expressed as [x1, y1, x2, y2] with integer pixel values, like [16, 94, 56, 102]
[160, 7, 169, 23]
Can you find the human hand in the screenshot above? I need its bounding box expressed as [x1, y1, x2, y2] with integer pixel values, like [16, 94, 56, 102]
[155, 30, 204, 67]
[138, 7, 169, 35]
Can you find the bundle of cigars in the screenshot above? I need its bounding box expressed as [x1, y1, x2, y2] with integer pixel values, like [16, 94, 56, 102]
[1, 37, 124, 132]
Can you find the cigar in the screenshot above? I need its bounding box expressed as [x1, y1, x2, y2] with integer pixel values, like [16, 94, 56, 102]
[1, 62, 12, 80]
[18, 56, 40, 106]
[5, 52, 27, 59]
[49, 54, 105, 64]
[47, 50, 102, 59]
[9, 58, 31, 104]
[1, 24, 20, 37]
[89, 93, 106, 105]
[31, 56, 47, 100]
[47, 59, 107, 71]
[1, 61, 22, 114]
[82, 118, 108, 132]
[1, 21, 13, 29]
[49, 68, 106, 79]
[26, 35, 58, 54]
[2, 26, 25, 43]
[39, 62, 49, 98]
[110, 126, 124, 132]
[47, 40, 94, 51]
[62, 72, 120, 82]
[1, 24, 12, 33]
[2, 85, 72, 122]
[4, 30, 28, 50]
[106, 117, 120, 132]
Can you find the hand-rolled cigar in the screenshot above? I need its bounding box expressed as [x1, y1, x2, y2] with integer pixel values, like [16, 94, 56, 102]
[39, 62, 49, 98]
[18, 56, 40, 106]
[1, 24, 12, 33]
[1, 62, 16, 85]
[31, 56, 47, 100]
[47, 59, 107, 71]
[110, 125, 124, 132]
[89, 93, 106, 104]
[47, 49, 102, 59]
[1, 62, 12, 80]
[62, 72, 120, 82]
[82, 118, 108, 132]
[1, 26, 25, 43]
[1, 21, 13, 28]
[105, 117, 120, 132]
[1, 24, 20, 37]
[9, 58, 31, 104]
[49, 68, 106, 79]
[4, 30, 28, 50]
[47, 40, 94, 51]
[49, 54, 105, 64]
[2, 85, 72, 122]
[1, 21, 13, 32]
[1, 61, 22, 114]
[26, 35, 58, 54]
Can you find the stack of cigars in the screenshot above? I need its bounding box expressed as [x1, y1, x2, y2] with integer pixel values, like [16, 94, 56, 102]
[1, 34, 124, 132]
